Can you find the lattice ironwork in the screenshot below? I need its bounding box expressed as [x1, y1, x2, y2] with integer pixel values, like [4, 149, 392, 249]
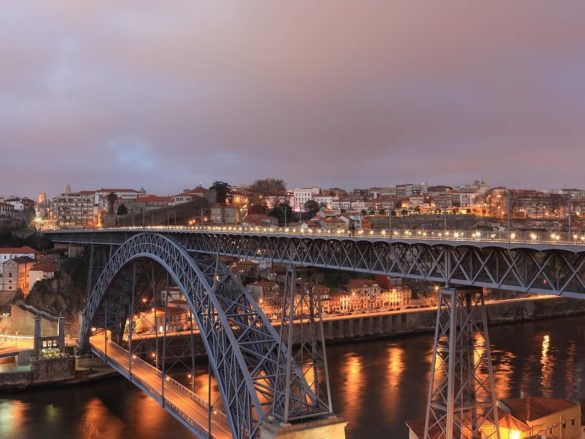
[78, 233, 321, 439]
[424, 288, 500, 439]
[272, 266, 332, 422]
[51, 229, 585, 296]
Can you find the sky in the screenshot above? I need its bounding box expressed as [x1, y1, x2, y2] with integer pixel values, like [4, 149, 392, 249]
[2, 1, 585, 198]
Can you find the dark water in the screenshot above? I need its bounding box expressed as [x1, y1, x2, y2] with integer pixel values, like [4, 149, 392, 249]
[2, 316, 585, 439]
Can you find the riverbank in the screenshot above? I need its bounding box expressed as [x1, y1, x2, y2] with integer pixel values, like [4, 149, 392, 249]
[321, 295, 585, 343]
[0, 355, 118, 392]
[3, 295, 583, 391]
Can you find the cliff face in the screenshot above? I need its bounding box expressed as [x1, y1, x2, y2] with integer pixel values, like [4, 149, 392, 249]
[25, 255, 88, 321]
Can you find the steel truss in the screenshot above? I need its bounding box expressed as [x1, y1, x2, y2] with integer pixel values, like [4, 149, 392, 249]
[79, 233, 322, 439]
[424, 288, 499, 439]
[272, 267, 332, 422]
[52, 230, 585, 296]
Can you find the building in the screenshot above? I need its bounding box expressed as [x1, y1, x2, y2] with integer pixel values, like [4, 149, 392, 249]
[4, 198, 25, 211]
[497, 396, 581, 439]
[406, 397, 581, 439]
[172, 186, 216, 205]
[210, 205, 241, 224]
[396, 183, 427, 199]
[1, 256, 35, 295]
[0, 247, 37, 275]
[241, 214, 278, 227]
[0, 202, 15, 218]
[293, 187, 320, 211]
[94, 188, 142, 210]
[29, 260, 59, 290]
[313, 195, 334, 209]
[54, 191, 96, 227]
[246, 280, 280, 303]
[134, 303, 191, 334]
[132, 195, 173, 212]
[247, 280, 281, 315]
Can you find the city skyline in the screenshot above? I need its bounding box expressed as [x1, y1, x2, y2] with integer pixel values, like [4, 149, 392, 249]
[3, 2, 585, 196]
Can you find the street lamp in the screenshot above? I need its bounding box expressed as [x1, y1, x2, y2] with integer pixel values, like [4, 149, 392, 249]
[506, 189, 520, 244]
[566, 193, 575, 240]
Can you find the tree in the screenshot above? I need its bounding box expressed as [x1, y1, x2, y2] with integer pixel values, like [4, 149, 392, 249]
[303, 200, 320, 211]
[379, 208, 386, 215]
[360, 209, 367, 216]
[106, 192, 118, 215]
[209, 181, 231, 205]
[268, 202, 294, 226]
[249, 178, 287, 196]
[117, 203, 128, 216]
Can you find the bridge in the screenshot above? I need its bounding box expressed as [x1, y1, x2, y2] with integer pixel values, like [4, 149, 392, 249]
[89, 334, 232, 438]
[50, 228, 346, 439]
[51, 225, 585, 297]
[49, 226, 585, 439]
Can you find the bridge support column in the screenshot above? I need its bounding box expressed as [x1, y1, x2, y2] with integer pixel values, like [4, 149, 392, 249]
[424, 288, 500, 439]
[273, 266, 334, 422]
[259, 416, 347, 439]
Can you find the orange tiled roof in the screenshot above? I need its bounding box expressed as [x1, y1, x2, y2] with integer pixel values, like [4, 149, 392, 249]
[498, 413, 530, 432]
[97, 188, 140, 193]
[0, 246, 38, 254]
[346, 279, 378, 289]
[31, 262, 58, 273]
[504, 397, 578, 422]
[136, 195, 172, 203]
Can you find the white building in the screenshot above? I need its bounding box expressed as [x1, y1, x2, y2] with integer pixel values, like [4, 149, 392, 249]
[29, 261, 58, 290]
[94, 188, 141, 212]
[293, 187, 320, 211]
[0, 247, 37, 275]
[5, 200, 24, 211]
[0, 203, 15, 218]
[313, 196, 334, 209]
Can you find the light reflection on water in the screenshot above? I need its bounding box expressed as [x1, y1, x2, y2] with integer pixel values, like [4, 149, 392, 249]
[2, 316, 585, 438]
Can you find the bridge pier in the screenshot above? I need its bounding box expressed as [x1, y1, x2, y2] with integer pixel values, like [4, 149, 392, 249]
[424, 287, 500, 439]
[259, 416, 347, 439]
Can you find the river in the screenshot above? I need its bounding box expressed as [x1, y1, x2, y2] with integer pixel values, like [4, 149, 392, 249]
[2, 316, 585, 438]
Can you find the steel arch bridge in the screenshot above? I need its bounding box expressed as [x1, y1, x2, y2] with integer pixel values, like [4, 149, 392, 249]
[50, 226, 585, 297]
[49, 226, 585, 439]
[78, 233, 330, 439]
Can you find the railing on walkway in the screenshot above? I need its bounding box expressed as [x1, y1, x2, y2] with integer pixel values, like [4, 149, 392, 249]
[90, 340, 226, 438]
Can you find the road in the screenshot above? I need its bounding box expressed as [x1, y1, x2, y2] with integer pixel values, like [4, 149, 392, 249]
[89, 336, 231, 439]
[125, 295, 559, 340]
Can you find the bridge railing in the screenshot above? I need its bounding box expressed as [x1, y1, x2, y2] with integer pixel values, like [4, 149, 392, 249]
[62, 225, 585, 247]
[90, 340, 221, 438]
[101, 341, 228, 422]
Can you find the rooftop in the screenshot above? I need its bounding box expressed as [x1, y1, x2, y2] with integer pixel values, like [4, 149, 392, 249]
[503, 396, 578, 422]
[0, 246, 38, 255]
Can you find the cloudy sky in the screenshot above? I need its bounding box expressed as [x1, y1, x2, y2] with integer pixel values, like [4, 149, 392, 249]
[2, 1, 585, 197]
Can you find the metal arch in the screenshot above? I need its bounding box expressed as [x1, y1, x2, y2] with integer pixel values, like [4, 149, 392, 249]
[79, 233, 322, 438]
[80, 233, 259, 437]
[79, 233, 328, 438]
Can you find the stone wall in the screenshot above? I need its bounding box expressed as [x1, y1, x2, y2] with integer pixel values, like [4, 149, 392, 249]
[0, 370, 32, 389]
[0, 290, 16, 306]
[7, 304, 58, 336]
[0, 357, 75, 390]
[32, 357, 75, 384]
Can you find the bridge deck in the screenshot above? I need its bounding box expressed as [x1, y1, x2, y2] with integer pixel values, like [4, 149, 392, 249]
[49, 225, 585, 251]
[89, 337, 231, 439]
